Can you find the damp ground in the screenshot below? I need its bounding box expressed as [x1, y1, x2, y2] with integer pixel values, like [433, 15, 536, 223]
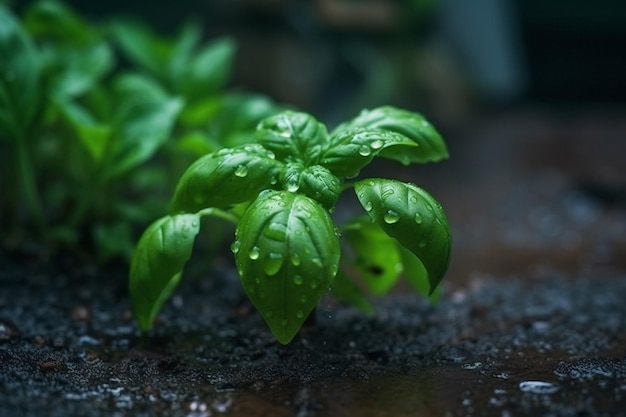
[2, 107, 626, 416]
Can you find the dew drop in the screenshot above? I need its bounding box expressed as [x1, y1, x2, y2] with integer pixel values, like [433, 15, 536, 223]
[248, 246, 260, 260]
[281, 319, 288, 326]
[519, 381, 560, 395]
[310, 280, 320, 289]
[300, 294, 308, 303]
[426, 205, 433, 211]
[418, 241, 426, 248]
[414, 213, 423, 224]
[291, 253, 301, 266]
[371, 139, 383, 150]
[230, 240, 241, 254]
[234, 165, 248, 178]
[264, 222, 287, 241]
[384, 210, 400, 224]
[358, 145, 371, 157]
[263, 253, 284, 276]
[270, 176, 278, 185]
[311, 258, 323, 268]
[364, 201, 373, 212]
[296, 310, 304, 319]
[287, 180, 300, 192]
[293, 275, 303, 285]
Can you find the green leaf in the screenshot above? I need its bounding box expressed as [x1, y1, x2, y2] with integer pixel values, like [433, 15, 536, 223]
[298, 164, 340, 210]
[129, 213, 201, 331]
[47, 42, 114, 98]
[0, 4, 42, 138]
[398, 244, 442, 301]
[234, 190, 340, 344]
[108, 19, 171, 79]
[25, 1, 114, 98]
[170, 144, 283, 213]
[256, 110, 328, 164]
[344, 217, 402, 295]
[329, 268, 374, 314]
[106, 95, 183, 178]
[55, 98, 110, 161]
[321, 127, 417, 178]
[114, 72, 168, 102]
[178, 37, 235, 100]
[24, 0, 93, 43]
[354, 178, 451, 293]
[332, 106, 448, 165]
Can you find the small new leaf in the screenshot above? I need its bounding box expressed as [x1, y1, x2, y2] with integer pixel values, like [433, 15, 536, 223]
[354, 178, 451, 293]
[129, 214, 201, 331]
[170, 144, 283, 213]
[256, 110, 328, 163]
[234, 190, 340, 344]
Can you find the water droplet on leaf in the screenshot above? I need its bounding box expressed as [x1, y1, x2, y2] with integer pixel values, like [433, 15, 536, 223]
[358, 145, 371, 156]
[234, 165, 248, 177]
[364, 201, 373, 211]
[230, 240, 241, 254]
[291, 253, 301, 266]
[371, 139, 383, 150]
[263, 253, 284, 276]
[384, 210, 400, 224]
[293, 275, 303, 285]
[414, 213, 423, 224]
[248, 246, 260, 260]
[296, 310, 304, 319]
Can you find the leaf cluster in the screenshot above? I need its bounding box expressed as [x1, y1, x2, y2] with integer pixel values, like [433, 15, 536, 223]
[130, 106, 452, 344]
[0, 1, 280, 260]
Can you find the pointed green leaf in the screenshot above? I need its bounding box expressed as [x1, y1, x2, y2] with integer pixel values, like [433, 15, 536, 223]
[256, 110, 328, 163]
[354, 178, 451, 292]
[321, 127, 417, 178]
[181, 37, 235, 99]
[333, 106, 448, 165]
[106, 95, 183, 178]
[129, 213, 201, 331]
[398, 244, 443, 302]
[55, 98, 110, 161]
[108, 19, 171, 78]
[25, 1, 114, 98]
[234, 190, 340, 344]
[344, 217, 402, 295]
[170, 144, 283, 213]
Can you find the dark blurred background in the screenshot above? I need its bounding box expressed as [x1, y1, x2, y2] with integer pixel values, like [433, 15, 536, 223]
[13, 0, 626, 123]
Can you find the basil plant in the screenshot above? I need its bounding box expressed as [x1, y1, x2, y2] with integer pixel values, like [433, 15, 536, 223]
[130, 106, 451, 344]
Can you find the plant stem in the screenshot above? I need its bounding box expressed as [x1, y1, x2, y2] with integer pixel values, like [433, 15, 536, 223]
[197, 207, 240, 225]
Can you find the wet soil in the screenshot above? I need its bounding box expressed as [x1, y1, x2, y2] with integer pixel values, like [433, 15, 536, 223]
[2, 106, 626, 416]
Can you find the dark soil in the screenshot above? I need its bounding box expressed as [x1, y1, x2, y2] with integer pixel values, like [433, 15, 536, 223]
[2, 107, 626, 416]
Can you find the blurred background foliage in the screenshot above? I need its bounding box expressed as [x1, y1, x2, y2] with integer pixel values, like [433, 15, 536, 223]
[2, 0, 625, 264]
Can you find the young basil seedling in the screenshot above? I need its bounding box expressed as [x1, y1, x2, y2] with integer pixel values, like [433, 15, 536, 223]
[130, 106, 451, 344]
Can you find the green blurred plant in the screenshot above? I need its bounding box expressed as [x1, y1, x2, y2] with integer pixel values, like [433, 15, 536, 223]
[0, 1, 280, 261]
[130, 106, 451, 344]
